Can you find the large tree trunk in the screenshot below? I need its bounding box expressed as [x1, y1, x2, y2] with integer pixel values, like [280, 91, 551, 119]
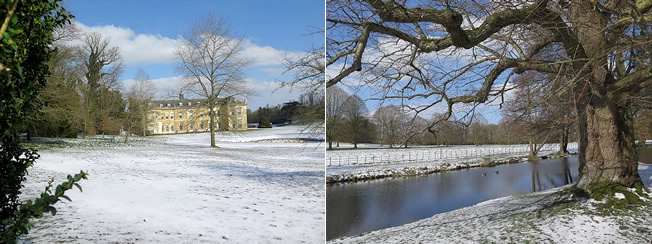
[209, 104, 216, 148]
[571, 0, 643, 195]
[559, 125, 569, 155]
[528, 134, 539, 161]
[142, 115, 147, 136]
[124, 127, 129, 144]
[576, 101, 642, 192]
[328, 141, 333, 150]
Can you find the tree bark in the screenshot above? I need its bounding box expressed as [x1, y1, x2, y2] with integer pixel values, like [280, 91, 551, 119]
[576, 100, 642, 191]
[570, 0, 643, 194]
[559, 125, 569, 155]
[528, 135, 536, 160]
[209, 103, 216, 147]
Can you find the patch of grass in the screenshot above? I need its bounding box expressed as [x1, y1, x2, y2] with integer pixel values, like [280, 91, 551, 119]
[582, 181, 651, 210]
[480, 157, 496, 167]
[20, 141, 68, 150]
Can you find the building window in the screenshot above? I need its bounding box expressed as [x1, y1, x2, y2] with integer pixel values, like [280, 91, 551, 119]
[166, 125, 169, 132]
[167, 103, 171, 107]
[171, 112, 174, 119]
[179, 102, 183, 106]
[190, 123, 194, 131]
[165, 113, 168, 119]
[200, 122, 204, 129]
[179, 113, 182, 119]
[159, 104, 163, 108]
[187, 102, 192, 106]
[180, 124, 183, 131]
[189, 112, 193, 118]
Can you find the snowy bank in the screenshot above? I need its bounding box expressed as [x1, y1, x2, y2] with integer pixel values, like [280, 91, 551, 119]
[19, 125, 324, 243]
[326, 143, 576, 183]
[329, 164, 652, 243]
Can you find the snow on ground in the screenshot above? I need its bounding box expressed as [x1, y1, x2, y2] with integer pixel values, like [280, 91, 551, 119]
[330, 164, 652, 243]
[326, 143, 575, 182]
[19, 125, 325, 243]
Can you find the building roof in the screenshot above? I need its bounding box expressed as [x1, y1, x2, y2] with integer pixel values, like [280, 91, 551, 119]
[151, 96, 245, 109]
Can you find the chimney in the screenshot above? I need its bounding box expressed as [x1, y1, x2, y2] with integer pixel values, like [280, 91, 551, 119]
[179, 93, 184, 100]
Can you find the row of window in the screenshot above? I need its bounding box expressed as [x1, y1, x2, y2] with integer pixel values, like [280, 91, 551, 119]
[161, 122, 217, 133]
[159, 102, 202, 108]
[153, 111, 231, 120]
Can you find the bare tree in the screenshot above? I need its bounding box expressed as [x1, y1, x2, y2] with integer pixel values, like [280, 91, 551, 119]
[342, 95, 371, 148]
[326, 86, 349, 150]
[327, 0, 651, 198]
[125, 68, 156, 142]
[279, 43, 325, 137]
[279, 44, 325, 95]
[504, 71, 554, 160]
[176, 14, 251, 147]
[78, 32, 124, 136]
[373, 105, 401, 147]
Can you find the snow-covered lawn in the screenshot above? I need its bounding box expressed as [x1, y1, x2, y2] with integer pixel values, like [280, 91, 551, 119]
[330, 164, 652, 243]
[326, 143, 576, 182]
[19, 125, 325, 243]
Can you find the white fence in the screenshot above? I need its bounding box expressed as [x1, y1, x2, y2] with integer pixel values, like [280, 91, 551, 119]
[326, 143, 578, 167]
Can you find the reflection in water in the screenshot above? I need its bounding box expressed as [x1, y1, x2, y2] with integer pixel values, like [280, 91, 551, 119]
[530, 159, 574, 192]
[327, 156, 580, 240]
[638, 145, 652, 164]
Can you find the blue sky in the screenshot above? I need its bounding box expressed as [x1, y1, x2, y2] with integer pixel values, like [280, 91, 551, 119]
[64, 0, 324, 110]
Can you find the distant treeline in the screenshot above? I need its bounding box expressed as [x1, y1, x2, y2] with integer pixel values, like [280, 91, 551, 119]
[247, 90, 324, 126]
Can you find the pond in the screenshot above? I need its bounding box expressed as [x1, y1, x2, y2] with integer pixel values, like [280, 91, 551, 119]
[327, 145, 652, 240]
[326, 156, 578, 240]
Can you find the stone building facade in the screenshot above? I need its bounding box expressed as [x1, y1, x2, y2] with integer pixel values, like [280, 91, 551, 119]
[148, 95, 247, 134]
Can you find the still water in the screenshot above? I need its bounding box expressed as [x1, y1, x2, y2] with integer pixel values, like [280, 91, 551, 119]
[326, 156, 578, 240]
[327, 145, 652, 240]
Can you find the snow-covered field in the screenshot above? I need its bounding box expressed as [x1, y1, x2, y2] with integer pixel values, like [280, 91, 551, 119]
[19, 125, 325, 243]
[326, 143, 576, 182]
[330, 164, 652, 243]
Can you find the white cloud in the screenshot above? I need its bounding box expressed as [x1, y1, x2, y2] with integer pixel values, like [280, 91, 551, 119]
[241, 40, 306, 67]
[75, 21, 178, 65]
[122, 76, 184, 99]
[73, 21, 305, 68]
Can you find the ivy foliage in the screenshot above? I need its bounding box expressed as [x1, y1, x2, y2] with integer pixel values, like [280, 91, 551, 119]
[1, 172, 87, 243]
[0, 0, 86, 242]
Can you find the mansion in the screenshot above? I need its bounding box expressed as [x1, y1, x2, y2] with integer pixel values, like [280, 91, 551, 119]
[148, 94, 247, 134]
